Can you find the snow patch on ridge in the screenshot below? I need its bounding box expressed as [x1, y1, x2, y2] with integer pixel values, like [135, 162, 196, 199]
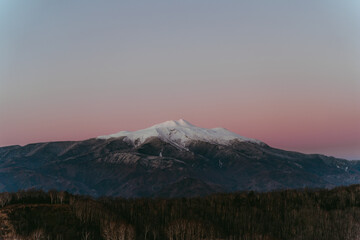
[97, 119, 262, 148]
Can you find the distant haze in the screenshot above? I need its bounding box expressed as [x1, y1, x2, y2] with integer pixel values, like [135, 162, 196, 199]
[1, 1, 359, 160]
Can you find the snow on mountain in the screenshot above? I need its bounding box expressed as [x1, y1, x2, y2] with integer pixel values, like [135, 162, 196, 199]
[97, 119, 261, 148]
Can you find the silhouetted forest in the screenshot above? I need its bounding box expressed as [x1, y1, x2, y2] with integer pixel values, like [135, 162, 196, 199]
[1, 185, 360, 239]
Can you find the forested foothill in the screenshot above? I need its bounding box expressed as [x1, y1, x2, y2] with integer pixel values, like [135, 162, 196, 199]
[1, 185, 360, 240]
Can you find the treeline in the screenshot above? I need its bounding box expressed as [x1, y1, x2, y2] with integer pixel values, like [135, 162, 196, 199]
[1, 185, 360, 239]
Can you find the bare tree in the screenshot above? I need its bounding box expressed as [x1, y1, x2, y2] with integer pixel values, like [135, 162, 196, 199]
[81, 230, 92, 240]
[58, 191, 66, 204]
[144, 223, 150, 240]
[0, 192, 12, 207]
[31, 228, 46, 240]
[166, 219, 208, 240]
[102, 220, 135, 240]
[48, 190, 57, 204]
[151, 229, 158, 240]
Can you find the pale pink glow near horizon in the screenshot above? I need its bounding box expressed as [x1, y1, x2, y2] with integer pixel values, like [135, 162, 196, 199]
[1, 93, 359, 159]
[1, 1, 360, 159]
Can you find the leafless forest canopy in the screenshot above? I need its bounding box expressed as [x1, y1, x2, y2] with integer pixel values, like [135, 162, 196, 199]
[1, 185, 360, 239]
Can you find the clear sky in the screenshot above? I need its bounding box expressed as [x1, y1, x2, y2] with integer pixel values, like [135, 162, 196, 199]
[1, 1, 359, 160]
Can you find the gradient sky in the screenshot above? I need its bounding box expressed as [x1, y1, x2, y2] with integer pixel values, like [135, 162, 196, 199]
[1, 1, 359, 160]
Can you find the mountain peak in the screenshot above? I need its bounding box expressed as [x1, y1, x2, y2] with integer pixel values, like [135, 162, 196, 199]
[151, 119, 195, 128]
[97, 119, 261, 148]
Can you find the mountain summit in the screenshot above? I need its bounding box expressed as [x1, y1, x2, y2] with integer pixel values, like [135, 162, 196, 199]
[97, 119, 261, 149]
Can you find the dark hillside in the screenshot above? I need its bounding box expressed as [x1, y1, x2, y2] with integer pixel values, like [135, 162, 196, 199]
[1, 137, 360, 197]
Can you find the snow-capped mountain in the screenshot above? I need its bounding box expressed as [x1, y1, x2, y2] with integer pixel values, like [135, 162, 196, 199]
[97, 119, 262, 149]
[0, 120, 360, 198]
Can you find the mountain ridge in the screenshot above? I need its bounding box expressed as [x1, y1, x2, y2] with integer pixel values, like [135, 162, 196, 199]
[0, 120, 359, 198]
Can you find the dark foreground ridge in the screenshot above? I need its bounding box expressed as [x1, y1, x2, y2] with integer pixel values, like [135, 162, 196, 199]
[1, 185, 360, 240]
